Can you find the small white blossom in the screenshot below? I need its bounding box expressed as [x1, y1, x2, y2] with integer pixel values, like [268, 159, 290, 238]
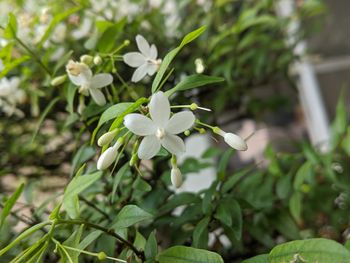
[123, 35, 161, 82]
[171, 167, 183, 188]
[66, 60, 113, 106]
[124, 91, 195, 159]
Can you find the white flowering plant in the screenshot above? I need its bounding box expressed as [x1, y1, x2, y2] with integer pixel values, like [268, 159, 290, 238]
[2, 1, 350, 263]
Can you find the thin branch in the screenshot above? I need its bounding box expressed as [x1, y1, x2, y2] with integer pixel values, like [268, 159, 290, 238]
[79, 195, 111, 222]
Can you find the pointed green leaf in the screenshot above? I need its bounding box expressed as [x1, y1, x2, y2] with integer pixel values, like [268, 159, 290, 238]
[111, 205, 153, 229]
[0, 183, 24, 229]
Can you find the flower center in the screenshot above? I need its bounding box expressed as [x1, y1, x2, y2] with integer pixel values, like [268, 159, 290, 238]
[155, 128, 166, 139]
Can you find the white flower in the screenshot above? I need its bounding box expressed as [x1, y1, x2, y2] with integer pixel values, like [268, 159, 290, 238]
[0, 59, 3, 72]
[123, 35, 161, 82]
[0, 77, 25, 116]
[124, 91, 195, 159]
[171, 167, 183, 188]
[66, 60, 113, 106]
[215, 128, 247, 151]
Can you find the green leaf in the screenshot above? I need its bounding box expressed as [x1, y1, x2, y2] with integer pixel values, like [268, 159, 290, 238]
[145, 231, 158, 260]
[193, 217, 210, 249]
[98, 103, 133, 127]
[289, 192, 302, 223]
[4, 13, 17, 39]
[242, 254, 269, 263]
[0, 56, 30, 78]
[269, 238, 350, 263]
[97, 18, 126, 52]
[157, 246, 224, 263]
[0, 221, 51, 256]
[159, 193, 200, 214]
[37, 6, 82, 48]
[0, 183, 24, 229]
[62, 225, 84, 263]
[111, 163, 130, 203]
[331, 89, 347, 146]
[78, 230, 102, 250]
[165, 74, 224, 97]
[152, 26, 207, 93]
[111, 205, 153, 229]
[62, 171, 102, 218]
[31, 97, 60, 143]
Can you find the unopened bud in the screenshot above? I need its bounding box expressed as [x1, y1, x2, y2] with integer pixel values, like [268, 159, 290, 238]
[171, 167, 183, 188]
[190, 103, 198, 111]
[77, 97, 86, 115]
[223, 132, 247, 151]
[198, 128, 206, 134]
[97, 251, 107, 260]
[97, 146, 119, 170]
[50, 75, 67, 86]
[97, 129, 118, 147]
[124, 40, 130, 46]
[184, 130, 190, 136]
[80, 54, 93, 65]
[93, 55, 102, 65]
[129, 154, 138, 166]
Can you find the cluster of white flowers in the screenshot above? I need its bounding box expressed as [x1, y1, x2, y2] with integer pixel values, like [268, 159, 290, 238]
[0, 76, 25, 117]
[66, 59, 113, 106]
[123, 35, 162, 82]
[96, 90, 247, 189]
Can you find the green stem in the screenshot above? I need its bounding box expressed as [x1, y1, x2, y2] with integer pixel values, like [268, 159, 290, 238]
[56, 219, 145, 261]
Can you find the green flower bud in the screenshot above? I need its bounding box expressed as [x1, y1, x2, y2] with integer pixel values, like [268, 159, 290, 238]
[97, 251, 107, 260]
[50, 75, 67, 86]
[129, 154, 138, 166]
[190, 103, 198, 111]
[124, 40, 130, 46]
[184, 130, 190, 136]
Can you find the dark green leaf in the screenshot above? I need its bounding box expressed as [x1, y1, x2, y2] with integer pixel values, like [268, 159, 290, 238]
[193, 217, 210, 249]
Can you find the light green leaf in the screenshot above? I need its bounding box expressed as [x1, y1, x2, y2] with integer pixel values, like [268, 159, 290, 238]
[78, 230, 102, 250]
[152, 26, 207, 93]
[242, 254, 269, 263]
[98, 102, 133, 128]
[165, 74, 224, 97]
[0, 183, 24, 229]
[61, 225, 84, 263]
[269, 238, 350, 263]
[0, 56, 30, 78]
[0, 221, 50, 256]
[4, 13, 17, 39]
[62, 171, 102, 218]
[289, 192, 302, 223]
[111, 205, 153, 229]
[157, 246, 224, 263]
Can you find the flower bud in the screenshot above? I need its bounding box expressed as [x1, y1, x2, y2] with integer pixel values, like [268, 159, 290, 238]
[195, 58, 205, 74]
[129, 154, 138, 166]
[97, 129, 118, 147]
[93, 55, 102, 65]
[190, 103, 198, 111]
[224, 133, 247, 151]
[80, 54, 93, 65]
[124, 40, 130, 46]
[184, 130, 190, 136]
[77, 97, 85, 115]
[171, 167, 183, 188]
[97, 146, 118, 170]
[50, 75, 67, 86]
[97, 251, 107, 260]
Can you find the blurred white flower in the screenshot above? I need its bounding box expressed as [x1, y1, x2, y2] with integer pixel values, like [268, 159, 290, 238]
[123, 35, 161, 82]
[72, 17, 93, 39]
[66, 60, 113, 106]
[195, 58, 205, 74]
[0, 77, 25, 116]
[0, 59, 4, 72]
[124, 91, 195, 159]
[51, 23, 67, 43]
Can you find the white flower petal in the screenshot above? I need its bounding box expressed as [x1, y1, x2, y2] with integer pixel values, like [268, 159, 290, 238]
[91, 73, 113, 89]
[147, 63, 158, 76]
[149, 91, 170, 128]
[123, 52, 147, 67]
[131, 63, 148, 82]
[90, 88, 106, 106]
[138, 135, 161, 160]
[97, 146, 118, 170]
[224, 133, 247, 151]
[161, 134, 185, 155]
[124, 113, 156, 136]
[136, 34, 151, 57]
[149, 44, 158, 60]
[166, 111, 195, 135]
[68, 73, 87, 86]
